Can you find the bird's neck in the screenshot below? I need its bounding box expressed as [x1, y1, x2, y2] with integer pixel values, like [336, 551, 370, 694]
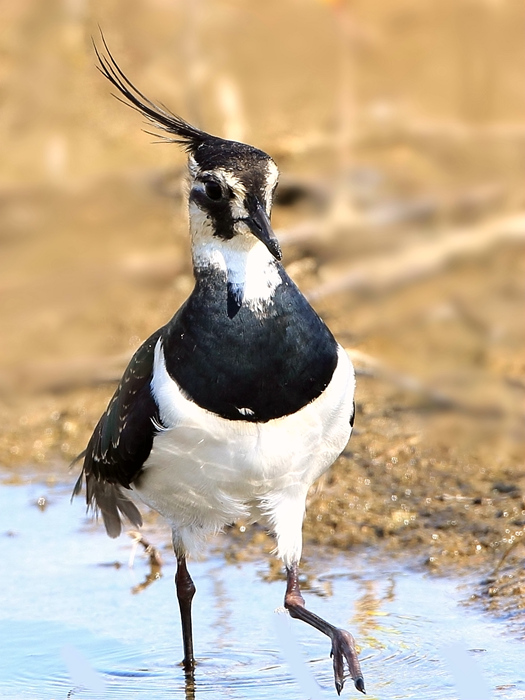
[189, 211, 282, 316]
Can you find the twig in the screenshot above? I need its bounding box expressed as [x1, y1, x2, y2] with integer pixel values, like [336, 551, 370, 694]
[274, 120, 525, 158]
[128, 530, 163, 569]
[127, 530, 163, 595]
[307, 213, 525, 302]
[5, 352, 132, 395]
[276, 183, 507, 247]
[346, 348, 510, 418]
[491, 537, 523, 578]
[346, 348, 458, 409]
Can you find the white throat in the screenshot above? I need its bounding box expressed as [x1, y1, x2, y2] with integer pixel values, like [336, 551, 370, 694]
[189, 201, 282, 313]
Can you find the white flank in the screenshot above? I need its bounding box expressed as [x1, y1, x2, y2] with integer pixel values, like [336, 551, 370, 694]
[134, 342, 355, 566]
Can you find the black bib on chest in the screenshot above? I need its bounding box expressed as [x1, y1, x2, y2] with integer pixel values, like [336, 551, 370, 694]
[162, 267, 338, 422]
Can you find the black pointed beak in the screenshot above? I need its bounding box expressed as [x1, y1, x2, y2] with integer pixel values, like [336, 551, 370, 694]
[244, 198, 282, 260]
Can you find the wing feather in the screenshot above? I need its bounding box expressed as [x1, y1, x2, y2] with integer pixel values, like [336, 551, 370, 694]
[73, 328, 164, 537]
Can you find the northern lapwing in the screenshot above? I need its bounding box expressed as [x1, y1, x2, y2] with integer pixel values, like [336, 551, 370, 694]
[74, 39, 364, 696]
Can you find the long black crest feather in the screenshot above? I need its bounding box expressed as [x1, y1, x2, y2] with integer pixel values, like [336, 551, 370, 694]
[93, 31, 214, 153]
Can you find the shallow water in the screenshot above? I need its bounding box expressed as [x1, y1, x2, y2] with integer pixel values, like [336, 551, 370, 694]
[0, 478, 523, 700]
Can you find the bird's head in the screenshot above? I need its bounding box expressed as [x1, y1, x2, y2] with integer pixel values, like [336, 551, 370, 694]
[95, 37, 282, 265]
[187, 142, 281, 263]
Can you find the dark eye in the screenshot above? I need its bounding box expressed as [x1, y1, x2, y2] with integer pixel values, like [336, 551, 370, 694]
[204, 181, 223, 201]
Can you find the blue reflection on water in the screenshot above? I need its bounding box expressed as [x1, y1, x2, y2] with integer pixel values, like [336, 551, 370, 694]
[0, 478, 523, 700]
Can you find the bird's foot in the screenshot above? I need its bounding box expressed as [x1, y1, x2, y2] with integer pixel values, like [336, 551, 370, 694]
[330, 628, 365, 695]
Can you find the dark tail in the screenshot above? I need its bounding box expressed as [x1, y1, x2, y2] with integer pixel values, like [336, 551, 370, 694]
[72, 466, 143, 539]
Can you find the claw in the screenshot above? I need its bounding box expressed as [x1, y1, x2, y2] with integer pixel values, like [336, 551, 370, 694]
[331, 640, 345, 694]
[331, 628, 365, 696]
[354, 676, 366, 694]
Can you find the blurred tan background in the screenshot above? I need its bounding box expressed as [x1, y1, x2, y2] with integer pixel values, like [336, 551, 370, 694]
[0, 0, 524, 617]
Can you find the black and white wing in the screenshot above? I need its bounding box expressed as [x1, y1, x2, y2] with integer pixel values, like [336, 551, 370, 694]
[73, 328, 164, 537]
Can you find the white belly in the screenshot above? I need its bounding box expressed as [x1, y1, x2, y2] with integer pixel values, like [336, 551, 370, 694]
[133, 342, 355, 559]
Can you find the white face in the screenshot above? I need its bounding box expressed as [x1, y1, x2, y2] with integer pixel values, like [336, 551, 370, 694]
[188, 154, 278, 216]
[191, 165, 250, 222]
[187, 155, 282, 314]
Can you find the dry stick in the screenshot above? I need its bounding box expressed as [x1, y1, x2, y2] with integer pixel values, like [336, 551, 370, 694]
[347, 349, 509, 419]
[274, 120, 525, 157]
[345, 348, 460, 411]
[128, 530, 163, 569]
[9, 352, 133, 394]
[394, 120, 525, 142]
[307, 213, 525, 303]
[128, 530, 164, 595]
[490, 538, 522, 578]
[276, 183, 508, 247]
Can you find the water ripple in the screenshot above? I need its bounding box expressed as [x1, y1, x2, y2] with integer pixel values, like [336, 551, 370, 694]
[1, 482, 524, 700]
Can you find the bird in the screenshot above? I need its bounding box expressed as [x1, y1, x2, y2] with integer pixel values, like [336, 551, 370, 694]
[73, 37, 365, 697]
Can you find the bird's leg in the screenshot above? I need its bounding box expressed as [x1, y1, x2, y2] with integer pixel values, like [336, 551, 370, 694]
[284, 563, 365, 695]
[175, 554, 196, 672]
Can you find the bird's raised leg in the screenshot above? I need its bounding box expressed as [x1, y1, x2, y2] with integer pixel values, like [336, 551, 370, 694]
[284, 562, 365, 695]
[175, 554, 196, 672]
